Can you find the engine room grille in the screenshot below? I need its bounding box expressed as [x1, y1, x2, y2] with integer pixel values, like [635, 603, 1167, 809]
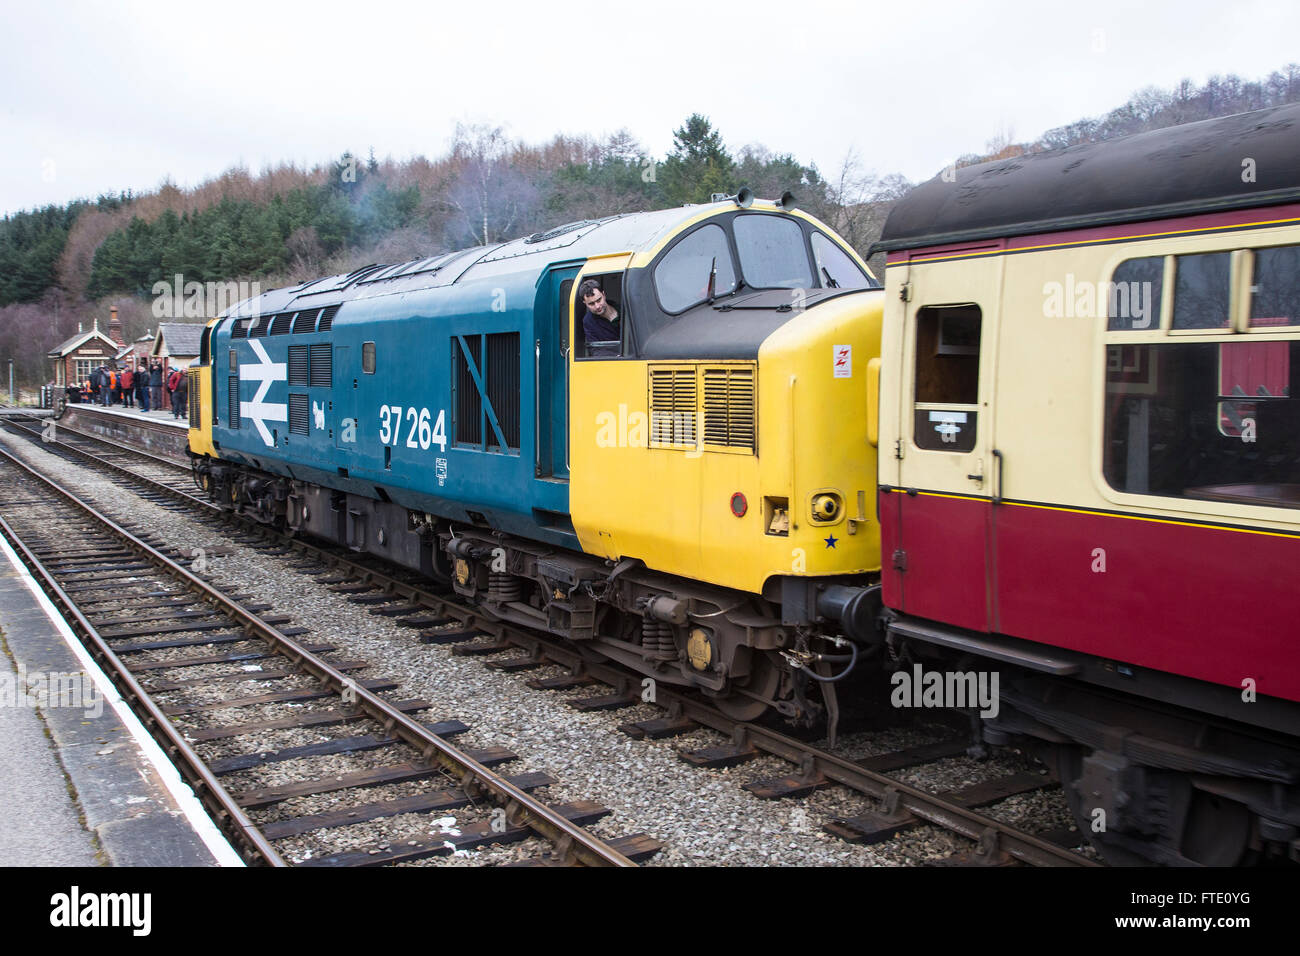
[317, 304, 340, 332]
[228, 376, 240, 428]
[485, 332, 520, 451]
[292, 309, 320, 333]
[187, 369, 201, 428]
[452, 332, 519, 452]
[648, 366, 698, 446]
[454, 335, 482, 446]
[648, 363, 756, 453]
[288, 345, 309, 386]
[309, 344, 332, 387]
[702, 366, 756, 452]
[288, 393, 309, 435]
[269, 312, 294, 335]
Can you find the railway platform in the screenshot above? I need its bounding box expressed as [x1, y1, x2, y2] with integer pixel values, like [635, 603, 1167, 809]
[0, 523, 239, 867]
[57, 402, 189, 460]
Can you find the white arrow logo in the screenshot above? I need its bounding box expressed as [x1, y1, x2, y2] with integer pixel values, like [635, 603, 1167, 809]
[239, 340, 286, 447]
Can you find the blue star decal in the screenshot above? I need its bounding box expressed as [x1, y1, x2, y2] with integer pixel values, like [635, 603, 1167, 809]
[824, 534, 838, 549]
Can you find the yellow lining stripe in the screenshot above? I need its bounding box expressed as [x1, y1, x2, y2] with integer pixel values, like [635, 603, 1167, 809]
[892, 213, 1300, 265]
[884, 487, 1300, 539]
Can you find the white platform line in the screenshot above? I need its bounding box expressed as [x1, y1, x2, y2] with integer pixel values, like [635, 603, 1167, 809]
[0, 531, 245, 867]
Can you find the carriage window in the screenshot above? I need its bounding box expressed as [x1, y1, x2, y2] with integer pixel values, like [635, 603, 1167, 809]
[811, 232, 873, 290]
[1107, 256, 1164, 330]
[1172, 252, 1230, 330]
[1104, 341, 1300, 507]
[362, 342, 376, 374]
[733, 215, 812, 290]
[913, 305, 981, 452]
[653, 224, 737, 313]
[1250, 245, 1300, 328]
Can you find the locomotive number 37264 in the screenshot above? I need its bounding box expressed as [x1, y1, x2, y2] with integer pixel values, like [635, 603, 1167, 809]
[378, 405, 447, 451]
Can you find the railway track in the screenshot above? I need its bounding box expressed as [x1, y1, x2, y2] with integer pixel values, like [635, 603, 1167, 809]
[0, 435, 657, 867]
[2, 412, 1096, 865]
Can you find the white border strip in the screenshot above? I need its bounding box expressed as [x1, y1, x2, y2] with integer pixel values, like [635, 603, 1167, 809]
[0, 530, 244, 867]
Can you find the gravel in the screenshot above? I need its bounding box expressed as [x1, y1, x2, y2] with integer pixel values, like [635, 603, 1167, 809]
[0, 428, 1086, 866]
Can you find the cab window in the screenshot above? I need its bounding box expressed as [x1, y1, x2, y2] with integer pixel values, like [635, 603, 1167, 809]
[733, 214, 812, 289]
[653, 224, 737, 313]
[811, 232, 872, 290]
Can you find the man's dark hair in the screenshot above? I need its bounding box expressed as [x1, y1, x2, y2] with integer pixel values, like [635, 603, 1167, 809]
[578, 279, 602, 301]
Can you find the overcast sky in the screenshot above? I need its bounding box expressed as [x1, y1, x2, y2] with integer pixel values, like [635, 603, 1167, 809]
[2, 0, 1298, 217]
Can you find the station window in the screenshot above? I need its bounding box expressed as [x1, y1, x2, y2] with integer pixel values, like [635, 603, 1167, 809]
[913, 304, 981, 452]
[362, 342, 376, 374]
[1107, 257, 1164, 331]
[1172, 252, 1231, 330]
[1103, 341, 1300, 508]
[1250, 245, 1300, 328]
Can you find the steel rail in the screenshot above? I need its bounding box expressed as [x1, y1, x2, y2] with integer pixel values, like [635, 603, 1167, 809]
[0, 443, 634, 867]
[2, 415, 1090, 865]
[0, 458, 285, 865]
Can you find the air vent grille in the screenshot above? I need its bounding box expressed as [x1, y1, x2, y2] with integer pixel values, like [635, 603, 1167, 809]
[288, 345, 309, 386]
[288, 393, 309, 435]
[702, 366, 756, 451]
[292, 309, 320, 333]
[648, 367, 697, 446]
[318, 304, 340, 332]
[228, 376, 240, 428]
[309, 344, 332, 387]
[187, 369, 201, 428]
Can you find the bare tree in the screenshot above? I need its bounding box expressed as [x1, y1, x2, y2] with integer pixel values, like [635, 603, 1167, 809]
[443, 123, 541, 246]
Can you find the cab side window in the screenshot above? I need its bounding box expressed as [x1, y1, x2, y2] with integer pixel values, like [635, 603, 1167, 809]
[575, 273, 626, 359]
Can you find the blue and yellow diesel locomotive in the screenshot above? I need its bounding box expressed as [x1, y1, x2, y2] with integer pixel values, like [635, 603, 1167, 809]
[188, 194, 885, 726]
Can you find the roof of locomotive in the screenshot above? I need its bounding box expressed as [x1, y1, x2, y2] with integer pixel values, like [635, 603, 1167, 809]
[220, 202, 767, 319]
[873, 101, 1300, 254]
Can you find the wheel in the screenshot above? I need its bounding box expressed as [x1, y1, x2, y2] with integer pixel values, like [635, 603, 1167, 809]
[1056, 746, 1252, 865]
[715, 651, 782, 721]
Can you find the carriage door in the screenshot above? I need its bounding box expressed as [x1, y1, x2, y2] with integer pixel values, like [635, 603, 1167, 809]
[534, 264, 580, 489]
[894, 264, 1001, 633]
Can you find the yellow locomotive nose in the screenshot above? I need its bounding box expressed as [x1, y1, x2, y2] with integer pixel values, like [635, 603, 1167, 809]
[812, 494, 840, 520]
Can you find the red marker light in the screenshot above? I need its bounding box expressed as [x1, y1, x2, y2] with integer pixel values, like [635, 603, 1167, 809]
[730, 492, 748, 517]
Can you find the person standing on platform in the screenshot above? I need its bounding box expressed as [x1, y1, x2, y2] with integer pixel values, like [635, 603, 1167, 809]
[136, 364, 150, 412]
[150, 362, 163, 412]
[170, 367, 188, 420]
[120, 365, 134, 408]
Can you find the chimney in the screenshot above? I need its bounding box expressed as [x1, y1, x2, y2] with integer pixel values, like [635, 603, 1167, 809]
[108, 306, 125, 346]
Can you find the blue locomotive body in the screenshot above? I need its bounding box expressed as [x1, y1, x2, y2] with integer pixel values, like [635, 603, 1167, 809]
[209, 245, 586, 554]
